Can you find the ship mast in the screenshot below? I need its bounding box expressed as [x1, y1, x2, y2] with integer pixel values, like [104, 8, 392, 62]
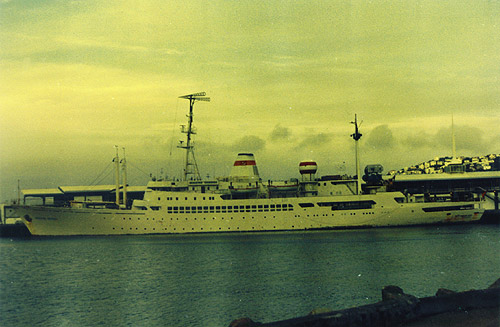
[121, 147, 127, 208]
[350, 114, 363, 195]
[451, 114, 456, 159]
[178, 92, 210, 181]
[113, 145, 120, 206]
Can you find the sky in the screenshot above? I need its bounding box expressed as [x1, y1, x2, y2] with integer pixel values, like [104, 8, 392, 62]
[0, 0, 499, 202]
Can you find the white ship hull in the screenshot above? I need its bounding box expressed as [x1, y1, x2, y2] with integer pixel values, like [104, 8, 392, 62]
[18, 192, 484, 236]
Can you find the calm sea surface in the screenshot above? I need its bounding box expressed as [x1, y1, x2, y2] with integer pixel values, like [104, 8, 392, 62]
[1, 224, 499, 327]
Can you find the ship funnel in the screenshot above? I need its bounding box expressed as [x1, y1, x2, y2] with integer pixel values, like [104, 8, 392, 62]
[299, 160, 317, 181]
[230, 153, 260, 180]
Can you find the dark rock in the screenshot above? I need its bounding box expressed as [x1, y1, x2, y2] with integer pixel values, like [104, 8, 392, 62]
[241, 278, 500, 327]
[436, 288, 457, 296]
[489, 278, 500, 289]
[382, 285, 405, 301]
[229, 317, 261, 327]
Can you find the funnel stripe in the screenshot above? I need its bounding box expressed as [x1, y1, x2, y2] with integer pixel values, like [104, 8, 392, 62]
[299, 161, 317, 166]
[234, 160, 256, 166]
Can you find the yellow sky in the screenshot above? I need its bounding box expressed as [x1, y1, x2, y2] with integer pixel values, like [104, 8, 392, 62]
[0, 0, 499, 201]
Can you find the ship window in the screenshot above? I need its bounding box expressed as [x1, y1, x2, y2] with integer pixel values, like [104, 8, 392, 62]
[176, 197, 179, 200]
[185, 197, 188, 200]
[151, 206, 161, 211]
[299, 203, 314, 208]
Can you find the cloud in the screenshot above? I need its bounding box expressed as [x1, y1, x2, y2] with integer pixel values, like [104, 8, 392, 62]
[301, 133, 332, 147]
[231, 135, 266, 153]
[433, 125, 490, 155]
[365, 125, 395, 150]
[1, 0, 500, 201]
[402, 132, 433, 149]
[269, 124, 291, 141]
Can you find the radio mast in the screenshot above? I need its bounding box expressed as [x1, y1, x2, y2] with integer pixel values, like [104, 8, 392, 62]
[351, 114, 363, 195]
[178, 92, 210, 181]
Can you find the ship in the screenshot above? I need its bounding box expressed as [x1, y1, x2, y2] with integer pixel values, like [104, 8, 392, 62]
[0, 203, 30, 237]
[15, 92, 485, 236]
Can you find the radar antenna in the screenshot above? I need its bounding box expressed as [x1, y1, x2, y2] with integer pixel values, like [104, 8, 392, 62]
[178, 92, 210, 181]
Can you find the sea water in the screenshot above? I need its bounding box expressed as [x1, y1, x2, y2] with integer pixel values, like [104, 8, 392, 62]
[1, 224, 499, 327]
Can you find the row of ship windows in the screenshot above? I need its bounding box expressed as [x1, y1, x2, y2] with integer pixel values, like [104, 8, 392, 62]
[166, 204, 294, 214]
[163, 196, 216, 201]
[119, 216, 280, 221]
[294, 211, 377, 218]
[111, 210, 378, 222]
[92, 225, 311, 232]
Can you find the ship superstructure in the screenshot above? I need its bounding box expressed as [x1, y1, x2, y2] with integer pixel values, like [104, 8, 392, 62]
[17, 93, 485, 236]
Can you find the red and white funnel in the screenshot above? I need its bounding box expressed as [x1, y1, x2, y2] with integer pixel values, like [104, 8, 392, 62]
[230, 153, 260, 180]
